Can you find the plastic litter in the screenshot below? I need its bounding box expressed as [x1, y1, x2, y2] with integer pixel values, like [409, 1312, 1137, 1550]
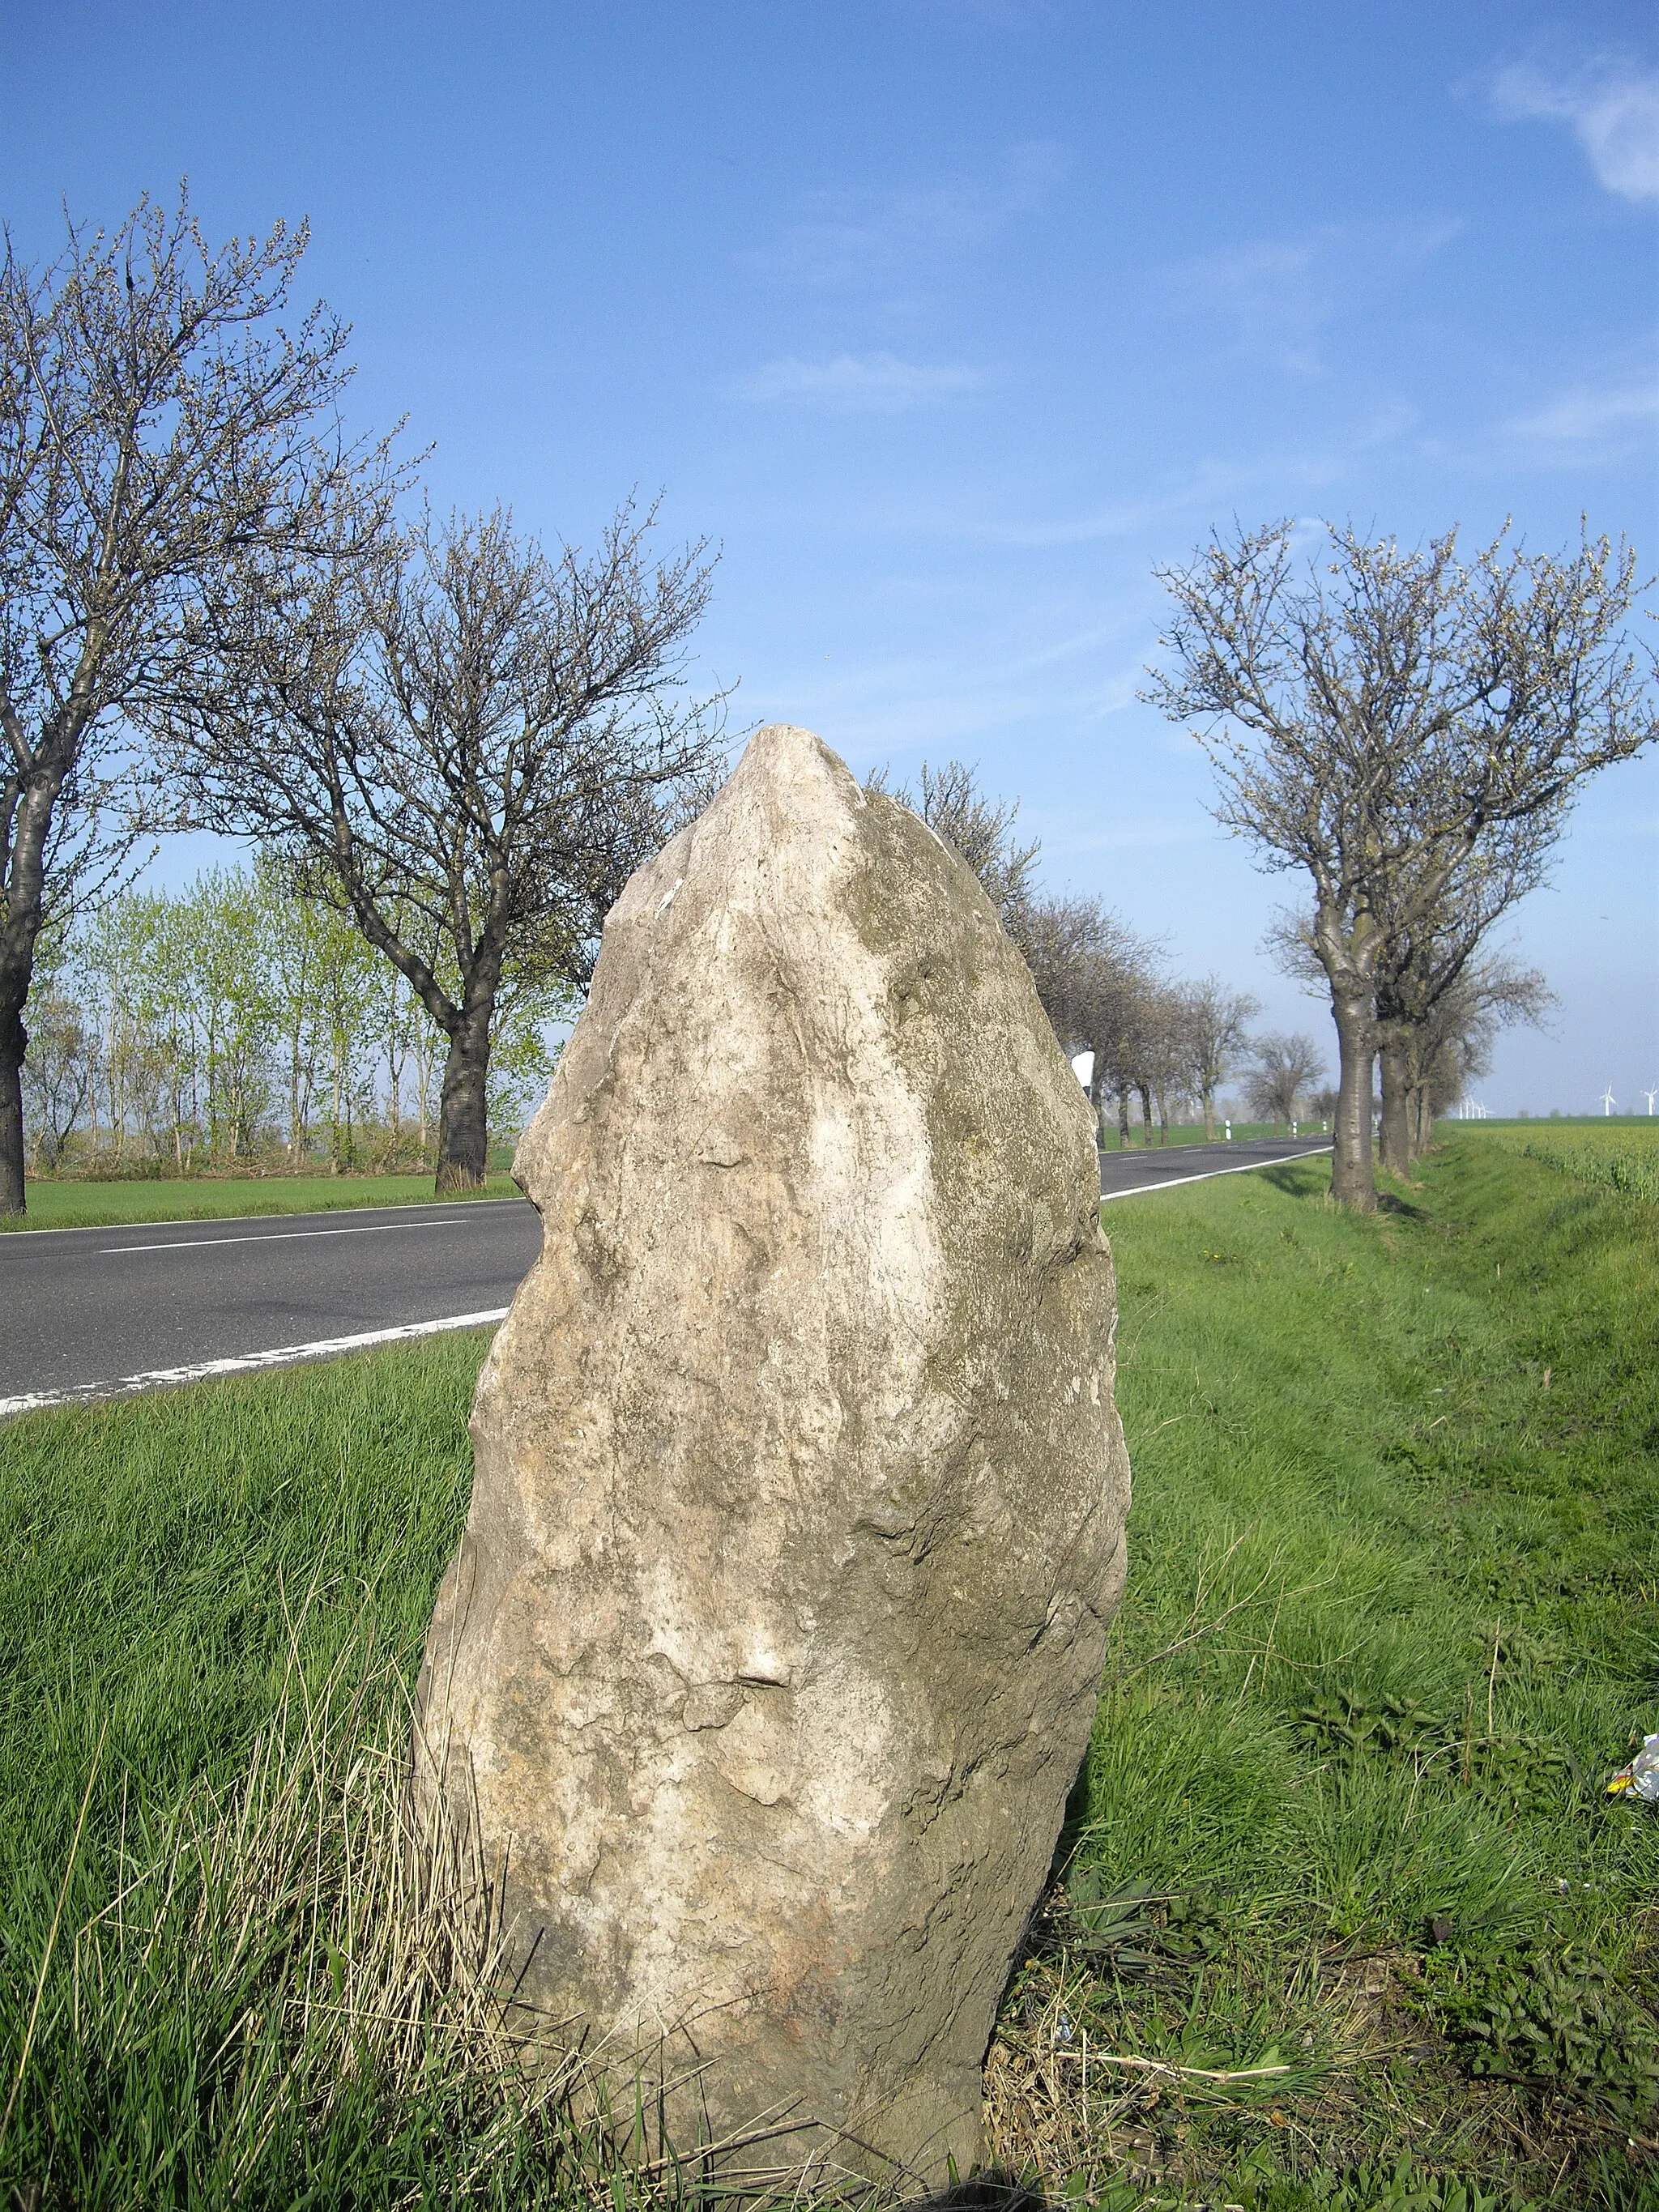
[1606, 1733, 1659, 1803]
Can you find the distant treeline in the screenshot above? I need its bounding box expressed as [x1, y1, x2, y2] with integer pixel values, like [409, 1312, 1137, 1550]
[23, 860, 567, 1177]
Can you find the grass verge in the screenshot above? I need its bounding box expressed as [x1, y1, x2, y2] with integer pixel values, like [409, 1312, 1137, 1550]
[1, 1134, 1654, 2205]
[987, 1132, 1658, 2207]
[4, 1173, 522, 1233]
[0, 1336, 628, 2207]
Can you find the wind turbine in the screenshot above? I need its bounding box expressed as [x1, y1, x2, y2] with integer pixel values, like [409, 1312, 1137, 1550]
[1599, 1086, 1617, 1116]
[1644, 1086, 1657, 1116]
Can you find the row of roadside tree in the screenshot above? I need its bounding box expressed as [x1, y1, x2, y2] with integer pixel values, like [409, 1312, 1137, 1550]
[24, 788, 1358, 1175]
[2, 188, 1651, 1216]
[893, 761, 1547, 1149]
[0, 191, 723, 1209]
[21, 861, 565, 1177]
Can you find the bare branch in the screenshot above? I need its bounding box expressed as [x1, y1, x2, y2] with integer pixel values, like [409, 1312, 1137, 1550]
[164, 496, 726, 1190]
[1143, 518, 1657, 1206]
[0, 185, 384, 1213]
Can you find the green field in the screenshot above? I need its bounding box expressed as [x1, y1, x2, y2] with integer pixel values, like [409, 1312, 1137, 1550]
[4, 1171, 522, 1232]
[1471, 1122, 1659, 1208]
[1, 1132, 1655, 2206]
[1098, 1120, 1324, 1152]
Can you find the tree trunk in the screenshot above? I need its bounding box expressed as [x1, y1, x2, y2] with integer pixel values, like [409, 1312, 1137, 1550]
[1405, 1084, 1427, 1161]
[1329, 987, 1376, 1211]
[1117, 1085, 1131, 1148]
[1202, 1085, 1215, 1142]
[1137, 1083, 1154, 1146]
[289, 1038, 304, 1166]
[435, 1015, 490, 1192]
[0, 1005, 27, 1216]
[1376, 1022, 1411, 1178]
[110, 1015, 122, 1164]
[1156, 1090, 1170, 1145]
[0, 727, 78, 1215]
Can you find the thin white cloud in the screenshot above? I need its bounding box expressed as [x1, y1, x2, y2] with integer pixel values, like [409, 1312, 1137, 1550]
[732, 353, 997, 411]
[1164, 221, 1461, 373]
[981, 404, 1419, 552]
[749, 142, 1064, 288]
[1492, 55, 1659, 202]
[988, 463, 1256, 549]
[1503, 377, 1659, 450]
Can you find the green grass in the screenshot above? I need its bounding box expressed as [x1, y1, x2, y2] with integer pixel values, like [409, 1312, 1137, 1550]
[6, 1171, 522, 1232]
[0, 1336, 479, 1853]
[995, 1132, 1658, 2206]
[1099, 1120, 1324, 1152]
[0, 1336, 600, 2206]
[1471, 1122, 1659, 1207]
[1452, 1118, 1657, 1127]
[1, 1134, 1655, 2206]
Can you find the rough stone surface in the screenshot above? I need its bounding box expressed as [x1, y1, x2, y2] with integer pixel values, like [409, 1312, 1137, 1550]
[416, 724, 1130, 2182]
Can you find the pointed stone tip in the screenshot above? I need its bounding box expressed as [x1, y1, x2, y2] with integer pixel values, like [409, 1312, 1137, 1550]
[711, 722, 865, 833]
[732, 721, 851, 790]
[744, 721, 827, 754]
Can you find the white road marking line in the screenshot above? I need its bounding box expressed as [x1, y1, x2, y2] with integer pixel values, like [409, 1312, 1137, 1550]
[100, 1217, 479, 1254]
[1099, 1144, 1333, 1202]
[1, 1196, 524, 1242]
[0, 1308, 510, 1418]
[5, 1152, 1326, 1416]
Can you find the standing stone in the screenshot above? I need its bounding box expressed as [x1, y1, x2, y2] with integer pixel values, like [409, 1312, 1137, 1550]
[416, 724, 1129, 2184]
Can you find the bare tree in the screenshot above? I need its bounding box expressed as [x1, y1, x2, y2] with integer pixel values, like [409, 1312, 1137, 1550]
[1175, 975, 1260, 1139]
[1021, 897, 1168, 1146]
[866, 757, 1043, 940]
[1371, 829, 1549, 1170]
[170, 500, 723, 1190]
[1145, 519, 1656, 1209]
[1267, 826, 1550, 1173]
[1405, 953, 1555, 1152]
[1245, 1031, 1325, 1127]
[1017, 893, 1110, 1052]
[1135, 980, 1192, 1144]
[0, 189, 383, 1213]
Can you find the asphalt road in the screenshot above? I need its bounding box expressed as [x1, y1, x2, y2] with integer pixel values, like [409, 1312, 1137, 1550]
[0, 1137, 1331, 1414]
[1098, 1134, 1333, 1200]
[0, 1198, 544, 1415]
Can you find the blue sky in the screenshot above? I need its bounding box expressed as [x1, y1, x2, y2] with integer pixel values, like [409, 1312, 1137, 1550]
[7, 2, 1657, 1110]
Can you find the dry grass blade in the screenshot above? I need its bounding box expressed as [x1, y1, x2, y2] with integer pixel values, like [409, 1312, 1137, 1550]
[24, 1623, 971, 2207]
[1073, 2054, 1290, 2084]
[0, 1717, 107, 2153]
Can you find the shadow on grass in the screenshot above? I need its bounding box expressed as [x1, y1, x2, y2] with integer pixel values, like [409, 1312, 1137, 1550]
[1376, 1188, 1429, 1218]
[1257, 1160, 1329, 1200]
[911, 2179, 1047, 2212]
[1254, 1160, 1431, 1221]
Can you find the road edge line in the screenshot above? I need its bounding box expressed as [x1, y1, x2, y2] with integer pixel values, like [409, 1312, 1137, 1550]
[0, 1308, 511, 1418]
[0, 1196, 526, 1241]
[1099, 1144, 1333, 1203]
